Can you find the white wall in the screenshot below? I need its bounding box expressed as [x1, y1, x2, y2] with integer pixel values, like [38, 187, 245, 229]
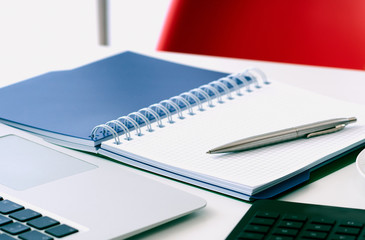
[0, 0, 171, 83]
[0, 0, 98, 48]
[0, 0, 171, 50]
[108, 0, 171, 50]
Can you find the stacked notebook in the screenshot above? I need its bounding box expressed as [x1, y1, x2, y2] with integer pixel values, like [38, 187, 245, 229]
[1, 51, 364, 201]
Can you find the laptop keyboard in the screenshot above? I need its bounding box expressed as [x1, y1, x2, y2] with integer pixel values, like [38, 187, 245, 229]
[226, 199, 365, 240]
[0, 196, 78, 240]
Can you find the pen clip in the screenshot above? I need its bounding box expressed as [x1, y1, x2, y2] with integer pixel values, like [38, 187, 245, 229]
[306, 124, 346, 138]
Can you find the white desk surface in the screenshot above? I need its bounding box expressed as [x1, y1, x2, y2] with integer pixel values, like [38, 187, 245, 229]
[1, 46, 365, 240]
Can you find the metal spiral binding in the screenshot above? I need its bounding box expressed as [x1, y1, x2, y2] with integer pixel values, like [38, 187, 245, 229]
[117, 116, 142, 136]
[150, 103, 174, 123]
[90, 67, 269, 144]
[180, 91, 203, 111]
[128, 112, 153, 132]
[190, 88, 213, 107]
[160, 99, 184, 119]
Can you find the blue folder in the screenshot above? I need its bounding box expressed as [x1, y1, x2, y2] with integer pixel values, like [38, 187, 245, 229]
[0, 51, 227, 149]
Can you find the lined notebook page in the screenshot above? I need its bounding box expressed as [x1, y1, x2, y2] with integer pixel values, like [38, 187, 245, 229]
[101, 82, 365, 194]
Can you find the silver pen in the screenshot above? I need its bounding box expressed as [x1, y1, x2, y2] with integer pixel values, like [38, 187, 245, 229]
[207, 117, 357, 154]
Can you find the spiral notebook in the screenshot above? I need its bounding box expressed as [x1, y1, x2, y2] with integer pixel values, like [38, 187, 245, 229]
[1, 51, 365, 201]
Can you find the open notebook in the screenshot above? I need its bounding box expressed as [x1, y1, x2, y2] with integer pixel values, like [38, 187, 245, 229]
[1, 51, 364, 200]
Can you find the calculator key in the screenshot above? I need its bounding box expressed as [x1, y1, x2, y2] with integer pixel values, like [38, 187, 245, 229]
[278, 221, 303, 229]
[0, 215, 13, 226]
[19, 230, 53, 240]
[27, 216, 59, 230]
[0, 200, 24, 214]
[245, 225, 270, 233]
[255, 211, 279, 219]
[268, 236, 293, 240]
[282, 214, 307, 222]
[306, 223, 332, 232]
[1, 222, 30, 235]
[302, 231, 327, 239]
[331, 234, 356, 240]
[251, 217, 275, 226]
[239, 232, 264, 240]
[311, 217, 335, 225]
[340, 220, 364, 228]
[9, 209, 41, 222]
[273, 228, 298, 237]
[45, 224, 78, 238]
[335, 226, 360, 235]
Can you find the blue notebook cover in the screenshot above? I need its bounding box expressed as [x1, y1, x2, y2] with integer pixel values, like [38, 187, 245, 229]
[0, 51, 227, 147]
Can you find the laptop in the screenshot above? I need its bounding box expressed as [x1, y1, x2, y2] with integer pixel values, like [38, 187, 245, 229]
[0, 123, 206, 239]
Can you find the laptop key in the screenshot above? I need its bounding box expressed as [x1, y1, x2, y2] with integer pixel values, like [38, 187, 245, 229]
[0, 234, 16, 240]
[45, 224, 78, 238]
[0, 200, 24, 214]
[0, 215, 13, 226]
[1, 222, 30, 235]
[27, 216, 59, 230]
[0, 197, 78, 238]
[9, 209, 41, 222]
[19, 230, 53, 240]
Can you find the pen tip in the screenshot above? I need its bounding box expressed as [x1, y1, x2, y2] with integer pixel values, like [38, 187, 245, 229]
[206, 151, 211, 154]
[348, 117, 357, 123]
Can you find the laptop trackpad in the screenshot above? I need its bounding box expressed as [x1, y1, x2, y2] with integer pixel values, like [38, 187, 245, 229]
[0, 135, 97, 190]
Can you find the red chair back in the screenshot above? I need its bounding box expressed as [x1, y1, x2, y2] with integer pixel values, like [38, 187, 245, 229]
[158, 0, 365, 70]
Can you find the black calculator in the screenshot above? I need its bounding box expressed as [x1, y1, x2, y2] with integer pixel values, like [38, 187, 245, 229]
[226, 199, 365, 240]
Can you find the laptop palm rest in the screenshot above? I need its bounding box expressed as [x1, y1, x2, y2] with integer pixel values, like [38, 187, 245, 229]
[0, 134, 97, 190]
